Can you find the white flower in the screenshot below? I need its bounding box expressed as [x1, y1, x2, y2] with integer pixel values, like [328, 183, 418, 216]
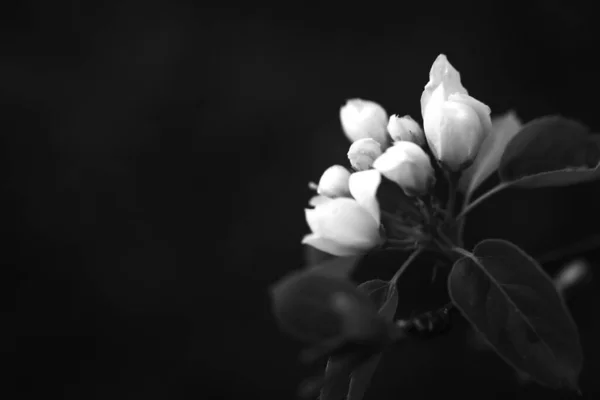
[387, 115, 425, 146]
[340, 99, 389, 146]
[421, 54, 492, 171]
[317, 165, 351, 198]
[302, 170, 382, 256]
[373, 141, 435, 196]
[347, 138, 382, 171]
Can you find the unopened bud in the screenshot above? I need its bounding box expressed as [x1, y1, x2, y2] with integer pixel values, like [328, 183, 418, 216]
[420, 55, 492, 172]
[340, 99, 388, 146]
[347, 138, 382, 171]
[373, 141, 435, 196]
[433, 99, 487, 171]
[387, 115, 425, 146]
[317, 165, 351, 198]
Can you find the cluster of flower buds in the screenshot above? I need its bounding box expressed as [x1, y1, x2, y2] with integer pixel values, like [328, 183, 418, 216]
[342, 101, 435, 197]
[304, 54, 493, 257]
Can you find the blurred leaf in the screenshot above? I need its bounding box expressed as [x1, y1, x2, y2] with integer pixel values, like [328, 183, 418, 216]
[459, 111, 521, 196]
[319, 279, 397, 400]
[270, 271, 382, 344]
[448, 239, 583, 391]
[498, 116, 600, 187]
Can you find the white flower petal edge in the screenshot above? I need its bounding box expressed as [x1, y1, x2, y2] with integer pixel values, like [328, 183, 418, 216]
[314, 197, 380, 250]
[308, 195, 332, 207]
[348, 169, 382, 224]
[305, 208, 321, 234]
[420, 54, 467, 117]
[422, 83, 446, 157]
[301, 233, 361, 256]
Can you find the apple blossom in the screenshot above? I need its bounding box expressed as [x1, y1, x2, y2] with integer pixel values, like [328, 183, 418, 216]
[373, 141, 435, 196]
[421, 54, 492, 171]
[340, 99, 389, 146]
[317, 165, 351, 198]
[302, 170, 382, 256]
[347, 138, 382, 171]
[387, 115, 425, 146]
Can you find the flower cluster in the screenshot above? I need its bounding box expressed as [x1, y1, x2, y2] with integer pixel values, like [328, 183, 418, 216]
[277, 53, 593, 397]
[304, 54, 492, 256]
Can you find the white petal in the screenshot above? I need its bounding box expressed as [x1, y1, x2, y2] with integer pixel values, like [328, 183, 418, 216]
[348, 169, 381, 223]
[421, 54, 468, 116]
[308, 195, 332, 207]
[423, 84, 446, 159]
[316, 198, 380, 249]
[447, 93, 492, 137]
[305, 208, 321, 233]
[301, 234, 361, 256]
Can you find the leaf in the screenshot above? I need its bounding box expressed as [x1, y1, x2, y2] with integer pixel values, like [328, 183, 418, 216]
[270, 271, 382, 344]
[346, 354, 383, 400]
[320, 280, 397, 400]
[459, 111, 521, 196]
[498, 115, 600, 188]
[448, 239, 583, 391]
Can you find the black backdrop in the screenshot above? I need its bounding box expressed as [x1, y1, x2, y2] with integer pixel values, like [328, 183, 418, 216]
[5, 2, 600, 399]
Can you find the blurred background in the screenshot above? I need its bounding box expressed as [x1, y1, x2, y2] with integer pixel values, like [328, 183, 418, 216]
[5, 1, 600, 399]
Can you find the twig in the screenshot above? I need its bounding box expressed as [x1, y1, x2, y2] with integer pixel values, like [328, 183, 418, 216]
[389, 248, 424, 288]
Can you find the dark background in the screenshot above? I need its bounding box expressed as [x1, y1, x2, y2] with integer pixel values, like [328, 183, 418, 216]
[5, 2, 600, 399]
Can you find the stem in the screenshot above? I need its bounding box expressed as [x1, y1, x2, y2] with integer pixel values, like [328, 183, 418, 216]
[456, 181, 512, 221]
[456, 194, 470, 247]
[445, 171, 458, 221]
[416, 197, 432, 224]
[389, 248, 424, 289]
[451, 246, 477, 262]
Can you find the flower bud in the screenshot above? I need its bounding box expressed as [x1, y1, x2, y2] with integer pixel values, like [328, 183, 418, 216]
[317, 165, 351, 198]
[347, 138, 382, 171]
[387, 115, 425, 146]
[340, 99, 388, 146]
[373, 141, 435, 196]
[434, 99, 486, 171]
[421, 55, 492, 171]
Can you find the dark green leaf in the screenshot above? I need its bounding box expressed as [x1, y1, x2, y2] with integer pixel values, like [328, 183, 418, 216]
[498, 115, 600, 187]
[448, 239, 583, 391]
[319, 280, 397, 400]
